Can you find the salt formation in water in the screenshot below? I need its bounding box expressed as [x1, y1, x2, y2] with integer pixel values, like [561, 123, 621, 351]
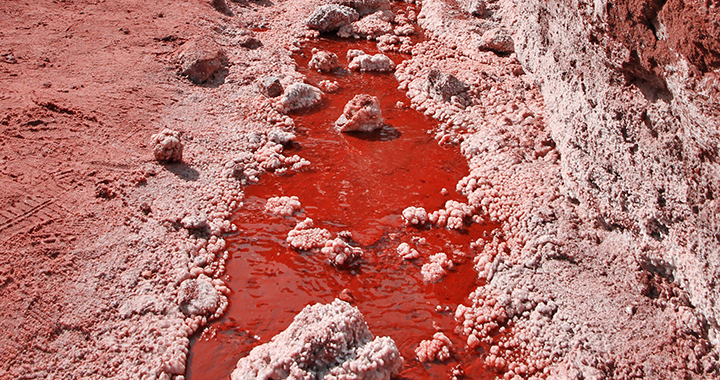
[347, 50, 395, 72]
[415, 332, 453, 363]
[150, 129, 183, 163]
[287, 218, 333, 250]
[319, 79, 341, 93]
[231, 299, 403, 380]
[278, 83, 324, 113]
[264, 196, 302, 217]
[428, 200, 475, 229]
[309, 50, 341, 72]
[335, 94, 383, 132]
[177, 274, 227, 319]
[421, 252, 454, 282]
[401, 206, 429, 226]
[396, 242, 420, 260]
[306, 4, 359, 32]
[321, 238, 363, 268]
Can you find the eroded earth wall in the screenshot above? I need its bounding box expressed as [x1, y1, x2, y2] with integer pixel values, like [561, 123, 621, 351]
[510, 0, 720, 377]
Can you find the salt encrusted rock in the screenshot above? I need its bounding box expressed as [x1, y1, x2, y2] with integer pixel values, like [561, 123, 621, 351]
[402, 206, 428, 225]
[337, 10, 394, 40]
[425, 69, 470, 106]
[421, 252, 454, 282]
[397, 242, 420, 260]
[348, 52, 395, 72]
[415, 332, 453, 362]
[480, 28, 514, 53]
[231, 299, 403, 380]
[321, 238, 363, 267]
[309, 50, 341, 72]
[332, 0, 390, 16]
[177, 274, 221, 317]
[306, 4, 359, 32]
[287, 218, 333, 250]
[150, 129, 183, 162]
[279, 83, 323, 113]
[264, 196, 301, 217]
[335, 94, 383, 132]
[178, 36, 228, 85]
[259, 76, 283, 98]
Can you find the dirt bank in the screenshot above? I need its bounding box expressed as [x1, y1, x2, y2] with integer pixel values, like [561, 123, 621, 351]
[2, 0, 720, 379]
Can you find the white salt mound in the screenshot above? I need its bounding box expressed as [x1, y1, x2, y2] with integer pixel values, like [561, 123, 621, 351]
[231, 299, 403, 380]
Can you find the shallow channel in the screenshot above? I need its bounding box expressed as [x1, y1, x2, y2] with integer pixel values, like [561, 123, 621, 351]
[187, 30, 497, 380]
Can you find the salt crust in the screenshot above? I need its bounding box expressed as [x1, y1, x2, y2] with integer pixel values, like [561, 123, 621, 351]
[231, 299, 403, 380]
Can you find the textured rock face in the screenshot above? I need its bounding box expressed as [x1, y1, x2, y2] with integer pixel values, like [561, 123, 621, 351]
[510, 0, 720, 376]
[230, 299, 403, 380]
[335, 94, 383, 132]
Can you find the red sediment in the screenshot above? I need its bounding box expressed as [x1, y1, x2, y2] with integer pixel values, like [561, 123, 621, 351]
[187, 37, 499, 379]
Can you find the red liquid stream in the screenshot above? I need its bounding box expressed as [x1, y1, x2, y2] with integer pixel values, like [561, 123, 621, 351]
[186, 35, 497, 380]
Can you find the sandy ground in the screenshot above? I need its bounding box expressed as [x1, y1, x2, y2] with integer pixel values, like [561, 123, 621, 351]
[1, 0, 720, 379]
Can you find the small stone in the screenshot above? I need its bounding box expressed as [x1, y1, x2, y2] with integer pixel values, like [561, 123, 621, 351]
[259, 76, 283, 98]
[150, 129, 183, 162]
[335, 94, 383, 132]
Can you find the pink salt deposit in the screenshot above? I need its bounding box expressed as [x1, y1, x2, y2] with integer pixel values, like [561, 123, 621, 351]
[421, 252, 454, 283]
[286, 218, 333, 251]
[230, 299, 403, 380]
[396, 242, 420, 260]
[264, 196, 302, 217]
[308, 50, 341, 73]
[415, 332, 453, 363]
[278, 83, 324, 113]
[321, 238, 363, 268]
[347, 51, 395, 72]
[401, 206, 429, 226]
